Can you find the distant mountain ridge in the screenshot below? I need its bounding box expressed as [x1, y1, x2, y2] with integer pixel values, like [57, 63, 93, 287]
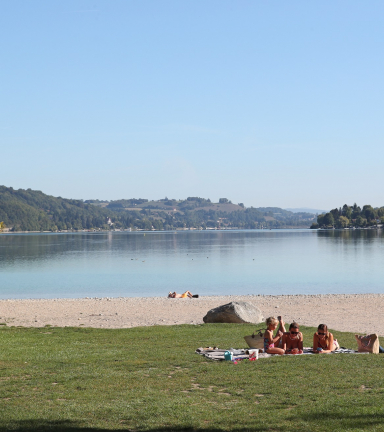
[0, 186, 316, 231]
[285, 207, 328, 214]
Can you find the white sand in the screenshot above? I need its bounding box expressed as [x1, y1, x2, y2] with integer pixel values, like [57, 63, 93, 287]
[0, 294, 383, 336]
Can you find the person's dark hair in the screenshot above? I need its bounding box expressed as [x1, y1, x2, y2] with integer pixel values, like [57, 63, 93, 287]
[318, 324, 328, 332]
[289, 322, 299, 330]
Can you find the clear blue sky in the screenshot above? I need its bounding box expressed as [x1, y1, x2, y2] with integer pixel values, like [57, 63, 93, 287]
[1, 1, 383, 209]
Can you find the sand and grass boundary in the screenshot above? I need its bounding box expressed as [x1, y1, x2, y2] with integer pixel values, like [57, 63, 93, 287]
[1, 293, 383, 336]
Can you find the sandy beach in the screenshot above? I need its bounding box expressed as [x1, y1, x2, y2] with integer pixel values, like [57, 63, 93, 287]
[0, 293, 383, 336]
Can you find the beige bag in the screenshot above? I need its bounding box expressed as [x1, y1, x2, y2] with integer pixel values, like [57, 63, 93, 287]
[244, 330, 265, 350]
[355, 333, 380, 354]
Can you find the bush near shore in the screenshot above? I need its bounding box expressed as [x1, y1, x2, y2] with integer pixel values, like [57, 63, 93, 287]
[0, 324, 383, 432]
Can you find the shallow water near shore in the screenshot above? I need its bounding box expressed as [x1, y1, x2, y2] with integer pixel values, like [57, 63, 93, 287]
[0, 229, 383, 299]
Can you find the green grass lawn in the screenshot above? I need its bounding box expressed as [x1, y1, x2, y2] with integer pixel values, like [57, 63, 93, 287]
[0, 323, 383, 432]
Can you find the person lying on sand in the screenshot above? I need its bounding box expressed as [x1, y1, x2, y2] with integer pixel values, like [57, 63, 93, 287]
[282, 322, 303, 354]
[313, 324, 339, 353]
[168, 291, 199, 298]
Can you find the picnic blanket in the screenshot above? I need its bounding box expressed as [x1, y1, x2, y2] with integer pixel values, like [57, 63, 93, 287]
[195, 347, 367, 361]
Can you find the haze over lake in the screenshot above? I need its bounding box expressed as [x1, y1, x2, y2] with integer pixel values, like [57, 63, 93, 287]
[0, 230, 383, 300]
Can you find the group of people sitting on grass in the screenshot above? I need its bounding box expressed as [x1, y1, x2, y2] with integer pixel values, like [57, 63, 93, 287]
[263, 316, 339, 355]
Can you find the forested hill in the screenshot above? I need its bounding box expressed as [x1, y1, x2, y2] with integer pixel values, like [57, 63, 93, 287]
[0, 186, 113, 232]
[0, 186, 316, 232]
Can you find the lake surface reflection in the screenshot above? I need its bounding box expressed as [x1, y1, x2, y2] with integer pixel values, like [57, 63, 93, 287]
[0, 230, 383, 299]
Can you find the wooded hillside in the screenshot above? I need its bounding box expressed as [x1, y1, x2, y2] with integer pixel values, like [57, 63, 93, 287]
[0, 186, 316, 231]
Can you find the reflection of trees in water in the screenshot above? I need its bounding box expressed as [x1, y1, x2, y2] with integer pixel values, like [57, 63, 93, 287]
[0, 232, 221, 265]
[317, 230, 384, 262]
[0, 234, 98, 265]
[317, 229, 384, 245]
[0, 231, 311, 265]
[2, 230, 382, 267]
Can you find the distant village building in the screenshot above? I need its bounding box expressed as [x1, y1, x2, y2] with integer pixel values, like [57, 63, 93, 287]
[107, 217, 113, 226]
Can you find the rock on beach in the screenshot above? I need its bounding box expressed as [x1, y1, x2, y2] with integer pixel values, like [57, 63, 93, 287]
[203, 301, 264, 324]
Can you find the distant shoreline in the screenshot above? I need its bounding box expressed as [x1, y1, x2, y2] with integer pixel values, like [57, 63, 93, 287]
[2, 226, 384, 235]
[1, 227, 312, 234]
[315, 225, 383, 231]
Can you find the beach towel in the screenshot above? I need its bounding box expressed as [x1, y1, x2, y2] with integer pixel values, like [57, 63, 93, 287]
[195, 347, 366, 361]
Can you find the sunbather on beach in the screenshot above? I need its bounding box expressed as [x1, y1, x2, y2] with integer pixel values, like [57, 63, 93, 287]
[313, 324, 338, 353]
[168, 291, 199, 298]
[282, 322, 303, 354]
[263, 316, 285, 355]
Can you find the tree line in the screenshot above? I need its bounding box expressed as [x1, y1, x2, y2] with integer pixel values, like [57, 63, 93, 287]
[311, 204, 384, 229]
[0, 186, 316, 232]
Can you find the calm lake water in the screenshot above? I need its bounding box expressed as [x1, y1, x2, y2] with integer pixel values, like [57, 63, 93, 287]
[0, 230, 383, 299]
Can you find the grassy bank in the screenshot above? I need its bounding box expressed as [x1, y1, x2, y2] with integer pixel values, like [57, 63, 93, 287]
[0, 323, 383, 431]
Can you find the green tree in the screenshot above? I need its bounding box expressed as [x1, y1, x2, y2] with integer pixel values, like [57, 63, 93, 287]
[362, 205, 376, 222]
[0, 221, 5, 232]
[356, 216, 367, 227]
[330, 208, 340, 219]
[337, 216, 350, 228]
[352, 203, 361, 219]
[324, 213, 335, 227]
[342, 204, 352, 219]
[317, 214, 325, 226]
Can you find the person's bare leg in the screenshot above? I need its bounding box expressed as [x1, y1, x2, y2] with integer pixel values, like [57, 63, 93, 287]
[276, 316, 286, 348]
[266, 347, 285, 355]
[277, 316, 287, 333]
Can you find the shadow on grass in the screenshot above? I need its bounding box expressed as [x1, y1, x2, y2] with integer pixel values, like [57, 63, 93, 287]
[4, 413, 384, 432]
[289, 411, 384, 429]
[0, 421, 269, 432]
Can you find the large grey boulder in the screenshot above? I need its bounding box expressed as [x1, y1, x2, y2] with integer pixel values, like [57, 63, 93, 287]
[203, 301, 264, 324]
